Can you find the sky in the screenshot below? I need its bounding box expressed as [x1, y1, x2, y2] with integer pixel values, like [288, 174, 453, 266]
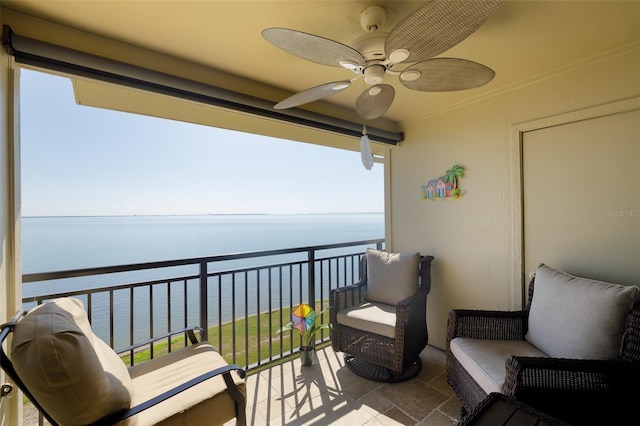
[20, 69, 384, 216]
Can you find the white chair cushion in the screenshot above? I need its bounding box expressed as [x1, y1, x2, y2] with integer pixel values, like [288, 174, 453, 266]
[526, 264, 639, 359]
[450, 337, 548, 394]
[11, 298, 134, 425]
[127, 342, 245, 425]
[365, 249, 420, 305]
[336, 301, 396, 339]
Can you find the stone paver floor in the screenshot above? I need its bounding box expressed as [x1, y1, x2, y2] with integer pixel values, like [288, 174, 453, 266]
[24, 344, 461, 426]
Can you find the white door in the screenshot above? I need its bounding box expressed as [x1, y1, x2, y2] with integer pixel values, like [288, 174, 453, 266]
[523, 109, 640, 287]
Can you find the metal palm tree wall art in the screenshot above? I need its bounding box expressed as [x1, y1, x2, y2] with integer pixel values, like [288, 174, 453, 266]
[421, 164, 466, 200]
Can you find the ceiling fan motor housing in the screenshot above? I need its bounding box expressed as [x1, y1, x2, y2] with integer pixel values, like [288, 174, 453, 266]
[364, 64, 385, 85]
[351, 32, 387, 62]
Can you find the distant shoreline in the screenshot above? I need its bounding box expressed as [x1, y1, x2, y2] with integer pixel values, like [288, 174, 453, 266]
[22, 212, 384, 219]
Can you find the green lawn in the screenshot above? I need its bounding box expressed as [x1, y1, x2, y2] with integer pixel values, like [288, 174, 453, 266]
[23, 303, 331, 405]
[120, 301, 332, 370]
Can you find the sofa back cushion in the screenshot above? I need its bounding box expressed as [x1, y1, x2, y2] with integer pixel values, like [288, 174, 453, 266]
[526, 264, 639, 359]
[11, 298, 133, 425]
[365, 249, 420, 305]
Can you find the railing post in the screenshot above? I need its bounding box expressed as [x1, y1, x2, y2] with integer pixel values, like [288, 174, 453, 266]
[199, 261, 209, 341]
[308, 249, 316, 336]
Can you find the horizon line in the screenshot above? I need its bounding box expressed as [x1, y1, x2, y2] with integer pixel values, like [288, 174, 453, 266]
[22, 212, 385, 219]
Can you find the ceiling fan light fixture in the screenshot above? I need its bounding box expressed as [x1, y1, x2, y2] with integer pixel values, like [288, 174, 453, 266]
[363, 64, 385, 85]
[356, 84, 395, 120]
[332, 81, 350, 91]
[389, 49, 410, 63]
[400, 69, 421, 81]
[339, 60, 360, 71]
[368, 86, 383, 96]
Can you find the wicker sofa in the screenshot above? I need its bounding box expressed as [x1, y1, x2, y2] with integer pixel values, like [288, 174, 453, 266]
[446, 264, 640, 425]
[331, 249, 433, 381]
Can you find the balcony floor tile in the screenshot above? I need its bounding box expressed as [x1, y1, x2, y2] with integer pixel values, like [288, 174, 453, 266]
[241, 344, 460, 425]
[24, 345, 460, 426]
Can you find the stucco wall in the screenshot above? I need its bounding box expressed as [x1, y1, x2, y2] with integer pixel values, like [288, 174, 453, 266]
[389, 47, 640, 349]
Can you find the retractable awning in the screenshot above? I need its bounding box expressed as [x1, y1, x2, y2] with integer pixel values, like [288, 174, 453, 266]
[2, 25, 403, 145]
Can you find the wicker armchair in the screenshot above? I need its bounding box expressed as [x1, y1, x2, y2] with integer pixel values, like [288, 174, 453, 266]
[331, 251, 434, 381]
[446, 265, 640, 425]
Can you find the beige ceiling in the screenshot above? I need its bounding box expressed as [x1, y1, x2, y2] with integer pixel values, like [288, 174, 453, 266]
[2, 0, 639, 130]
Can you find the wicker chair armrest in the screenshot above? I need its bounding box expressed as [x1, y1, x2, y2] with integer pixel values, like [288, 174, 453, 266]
[447, 309, 528, 344]
[330, 280, 367, 312]
[396, 289, 428, 350]
[504, 356, 636, 396]
[396, 285, 428, 309]
[503, 356, 638, 425]
[396, 288, 428, 323]
[330, 281, 367, 328]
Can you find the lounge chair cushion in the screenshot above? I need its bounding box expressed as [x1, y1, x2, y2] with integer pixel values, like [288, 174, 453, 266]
[11, 298, 134, 425]
[365, 249, 420, 305]
[127, 342, 246, 425]
[526, 264, 639, 359]
[336, 301, 396, 339]
[450, 338, 548, 394]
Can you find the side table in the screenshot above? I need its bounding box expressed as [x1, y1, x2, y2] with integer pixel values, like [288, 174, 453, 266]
[458, 393, 571, 426]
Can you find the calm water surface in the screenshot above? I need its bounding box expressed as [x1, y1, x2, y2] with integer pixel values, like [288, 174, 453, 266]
[22, 213, 384, 272]
[21, 214, 384, 346]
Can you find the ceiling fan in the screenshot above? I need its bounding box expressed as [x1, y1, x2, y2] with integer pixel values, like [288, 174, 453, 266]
[262, 0, 503, 120]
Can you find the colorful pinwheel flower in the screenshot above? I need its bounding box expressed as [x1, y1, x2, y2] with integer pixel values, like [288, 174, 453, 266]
[278, 303, 331, 348]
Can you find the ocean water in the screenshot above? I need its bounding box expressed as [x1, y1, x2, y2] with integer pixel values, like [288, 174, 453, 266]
[22, 213, 384, 273]
[21, 214, 384, 346]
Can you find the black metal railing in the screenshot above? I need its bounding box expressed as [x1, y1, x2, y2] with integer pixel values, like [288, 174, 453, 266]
[22, 239, 383, 371]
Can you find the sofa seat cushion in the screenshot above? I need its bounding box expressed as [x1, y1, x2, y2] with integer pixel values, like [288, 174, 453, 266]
[11, 298, 134, 425]
[336, 301, 396, 339]
[365, 249, 420, 305]
[526, 264, 639, 360]
[450, 338, 548, 394]
[126, 342, 245, 426]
